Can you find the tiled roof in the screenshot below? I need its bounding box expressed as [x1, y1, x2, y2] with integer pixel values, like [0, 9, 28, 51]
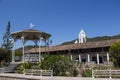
[11, 29, 51, 40]
[25, 39, 120, 53]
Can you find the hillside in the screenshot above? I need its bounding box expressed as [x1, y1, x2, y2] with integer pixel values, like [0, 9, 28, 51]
[61, 34, 120, 45]
[16, 45, 46, 52]
[16, 45, 38, 52]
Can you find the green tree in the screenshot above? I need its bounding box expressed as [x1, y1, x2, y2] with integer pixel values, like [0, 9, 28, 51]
[2, 21, 13, 62]
[0, 48, 8, 66]
[19, 61, 32, 74]
[109, 42, 120, 67]
[0, 48, 7, 60]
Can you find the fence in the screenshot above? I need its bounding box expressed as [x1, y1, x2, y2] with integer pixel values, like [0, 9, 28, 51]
[92, 69, 120, 78]
[23, 69, 53, 76]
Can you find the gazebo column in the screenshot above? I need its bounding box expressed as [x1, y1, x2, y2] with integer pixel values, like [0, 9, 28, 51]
[21, 36, 25, 62]
[38, 37, 44, 62]
[12, 39, 16, 63]
[97, 53, 99, 64]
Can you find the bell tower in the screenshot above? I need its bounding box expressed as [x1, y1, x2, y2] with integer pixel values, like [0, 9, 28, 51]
[78, 29, 87, 43]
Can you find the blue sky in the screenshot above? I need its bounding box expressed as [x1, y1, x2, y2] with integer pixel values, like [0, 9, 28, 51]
[0, 0, 120, 48]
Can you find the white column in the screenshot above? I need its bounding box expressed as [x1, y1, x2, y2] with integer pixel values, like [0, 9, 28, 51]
[97, 53, 99, 64]
[87, 54, 90, 62]
[38, 37, 43, 62]
[23, 41, 25, 62]
[70, 54, 73, 61]
[107, 52, 109, 62]
[12, 40, 15, 63]
[79, 54, 81, 63]
[21, 36, 25, 63]
[39, 38, 41, 62]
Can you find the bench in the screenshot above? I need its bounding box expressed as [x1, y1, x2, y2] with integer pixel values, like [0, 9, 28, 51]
[24, 69, 53, 76]
[92, 69, 120, 78]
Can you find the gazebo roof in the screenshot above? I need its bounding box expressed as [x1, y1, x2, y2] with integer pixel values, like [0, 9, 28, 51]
[11, 29, 51, 40]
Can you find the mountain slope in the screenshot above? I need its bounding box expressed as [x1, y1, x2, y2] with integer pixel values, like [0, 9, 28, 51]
[61, 34, 120, 45]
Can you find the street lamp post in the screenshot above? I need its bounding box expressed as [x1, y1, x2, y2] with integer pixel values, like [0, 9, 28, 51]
[46, 39, 52, 55]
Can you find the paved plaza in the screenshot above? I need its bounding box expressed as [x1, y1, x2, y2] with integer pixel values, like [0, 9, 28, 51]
[0, 73, 119, 80]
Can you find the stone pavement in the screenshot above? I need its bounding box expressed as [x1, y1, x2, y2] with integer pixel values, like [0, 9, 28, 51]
[0, 73, 119, 80]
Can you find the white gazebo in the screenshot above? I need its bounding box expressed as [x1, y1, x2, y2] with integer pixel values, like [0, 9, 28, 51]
[11, 29, 51, 63]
